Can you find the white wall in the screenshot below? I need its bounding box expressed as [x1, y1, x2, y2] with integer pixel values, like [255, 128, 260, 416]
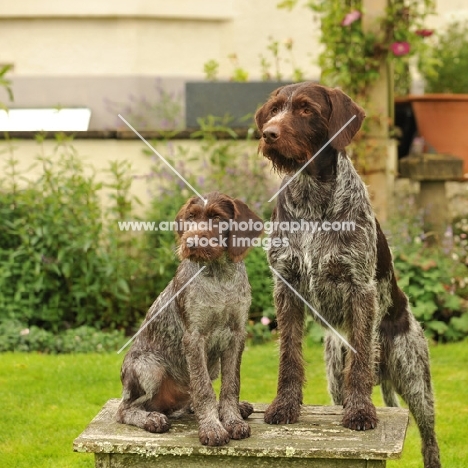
[0, 0, 319, 80]
[0, 138, 272, 215]
[1, 0, 466, 81]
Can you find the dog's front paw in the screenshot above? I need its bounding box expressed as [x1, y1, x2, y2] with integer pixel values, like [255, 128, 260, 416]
[342, 402, 378, 431]
[264, 397, 301, 425]
[221, 418, 251, 440]
[238, 401, 254, 420]
[143, 412, 171, 433]
[198, 421, 230, 446]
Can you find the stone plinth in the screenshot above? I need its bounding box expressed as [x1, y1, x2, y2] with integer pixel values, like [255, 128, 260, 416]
[399, 153, 463, 181]
[74, 399, 409, 467]
[399, 153, 464, 244]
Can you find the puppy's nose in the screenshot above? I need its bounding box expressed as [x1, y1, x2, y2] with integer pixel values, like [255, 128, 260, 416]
[263, 125, 280, 143]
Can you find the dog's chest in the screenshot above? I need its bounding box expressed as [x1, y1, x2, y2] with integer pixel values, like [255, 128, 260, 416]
[268, 165, 377, 325]
[185, 270, 251, 350]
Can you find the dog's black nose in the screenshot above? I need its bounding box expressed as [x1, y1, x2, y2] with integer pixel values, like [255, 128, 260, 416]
[263, 125, 280, 143]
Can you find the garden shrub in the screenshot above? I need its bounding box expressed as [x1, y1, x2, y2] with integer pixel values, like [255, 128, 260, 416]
[3, 126, 466, 350]
[0, 128, 279, 344]
[0, 136, 159, 332]
[388, 204, 468, 343]
[419, 20, 468, 94]
[0, 320, 125, 353]
[394, 249, 468, 342]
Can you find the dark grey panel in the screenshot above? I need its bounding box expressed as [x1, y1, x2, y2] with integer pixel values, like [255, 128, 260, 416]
[185, 81, 292, 128]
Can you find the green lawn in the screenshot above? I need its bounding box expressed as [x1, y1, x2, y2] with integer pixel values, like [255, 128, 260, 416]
[0, 340, 467, 467]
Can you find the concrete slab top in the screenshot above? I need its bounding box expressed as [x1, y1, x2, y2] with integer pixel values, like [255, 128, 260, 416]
[73, 399, 409, 461]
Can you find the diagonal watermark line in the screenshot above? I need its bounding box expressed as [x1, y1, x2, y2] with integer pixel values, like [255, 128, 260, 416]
[118, 114, 207, 204]
[117, 266, 206, 354]
[269, 266, 357, 354]
[268, 115, 356, 202]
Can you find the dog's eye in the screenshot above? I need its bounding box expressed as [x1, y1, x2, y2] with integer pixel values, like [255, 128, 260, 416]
[300, 103, 312, 115]
[186, 213, 195, 220]
[212, 215, 221, 222]
[271, 107, 279, 115]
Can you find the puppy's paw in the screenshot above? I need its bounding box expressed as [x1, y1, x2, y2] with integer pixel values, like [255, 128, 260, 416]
[342, 402, 378, 431]
[238, 401, 254, 420]
[222, 418, 251, 440]
[143, 412, 171, 433]
[264, 398, 301, 425]
[198, 421, 230, 446]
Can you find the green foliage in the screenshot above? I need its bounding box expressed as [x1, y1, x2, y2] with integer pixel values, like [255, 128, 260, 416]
[387, 202, 468, 342]
[228, 54, 250, 82]
[189, 115, 275, 218]
[0, 320, 125, 353]
[105, 80, 183, 131]
[419, 20, 468, 94]
[244, 248, 274, 319]
[203, 59, 220, 81]
[0, 124, 277, 338]
[0, 63, 14, 107]
[246, 308, 276, 345]
[0, 135, 160, 332]
[141, 149, 200, 298]
[453, 216, 468, 271]
[394, 250, 467, 342]
[305, 315, 326, 344]
[276, 1, 436, 172]
[283, 0, 435, 100]
[205, 36, 307, 82]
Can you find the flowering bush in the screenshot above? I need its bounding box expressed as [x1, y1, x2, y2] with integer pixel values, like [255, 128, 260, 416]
[279, 0, 435, 99]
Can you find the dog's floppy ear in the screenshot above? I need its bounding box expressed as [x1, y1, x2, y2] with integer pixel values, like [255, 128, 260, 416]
[228, 199, 263, 262]
[327, 88, 365, 151]
[255, 86, 283, 131]
[174, 197, 198, 238]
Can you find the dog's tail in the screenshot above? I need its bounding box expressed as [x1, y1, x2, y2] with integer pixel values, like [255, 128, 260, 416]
[381, 379, 399, 407]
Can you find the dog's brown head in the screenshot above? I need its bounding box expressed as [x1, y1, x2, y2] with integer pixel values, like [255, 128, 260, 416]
[175, 192, 263, 263]
[255, 82, 365, 176]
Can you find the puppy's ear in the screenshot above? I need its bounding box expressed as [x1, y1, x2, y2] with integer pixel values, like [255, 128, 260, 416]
[228, 199, 263, 262]
[255, 86, 283, 131]
[174, 197, 197, 238]
[327, 88, 365, 151]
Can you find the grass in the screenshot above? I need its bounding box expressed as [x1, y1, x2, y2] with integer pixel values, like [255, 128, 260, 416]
[0, 339, 467, 468]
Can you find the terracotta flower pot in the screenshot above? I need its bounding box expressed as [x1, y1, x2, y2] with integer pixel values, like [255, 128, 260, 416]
[408, 94, 468, 177]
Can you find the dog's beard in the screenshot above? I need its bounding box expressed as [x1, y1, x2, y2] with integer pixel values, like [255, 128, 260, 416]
[177, 232, 227, 262]
[260, 143, 315, 175]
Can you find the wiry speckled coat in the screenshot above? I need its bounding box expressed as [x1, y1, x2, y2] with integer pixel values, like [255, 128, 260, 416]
[117, 192, 262, 447]
[255, 82, 441, 468]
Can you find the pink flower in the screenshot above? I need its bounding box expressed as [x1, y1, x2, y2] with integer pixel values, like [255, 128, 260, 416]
[415, 29, 434, 37]
[390, 41, 411, 56]
[341, 10, 361, 27]
[261, 316, 271, 326]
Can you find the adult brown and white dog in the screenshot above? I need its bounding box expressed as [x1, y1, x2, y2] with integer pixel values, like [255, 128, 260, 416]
[117, 192, 262, 446]
[255, 82, 441, 468]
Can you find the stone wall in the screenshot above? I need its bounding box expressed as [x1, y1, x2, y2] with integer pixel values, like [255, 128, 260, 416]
[394, 178, 468, 220]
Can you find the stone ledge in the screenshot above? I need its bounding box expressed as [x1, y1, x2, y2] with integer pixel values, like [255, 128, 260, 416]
[399, 153, 464, 181]
[0, 0, 235, 21]
[74, 399, 408, 467]
[0, 129, 255, 141]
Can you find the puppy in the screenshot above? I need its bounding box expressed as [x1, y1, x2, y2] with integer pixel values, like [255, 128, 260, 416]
[255, 82, 441, 468]
[117, 191, 263, 446]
